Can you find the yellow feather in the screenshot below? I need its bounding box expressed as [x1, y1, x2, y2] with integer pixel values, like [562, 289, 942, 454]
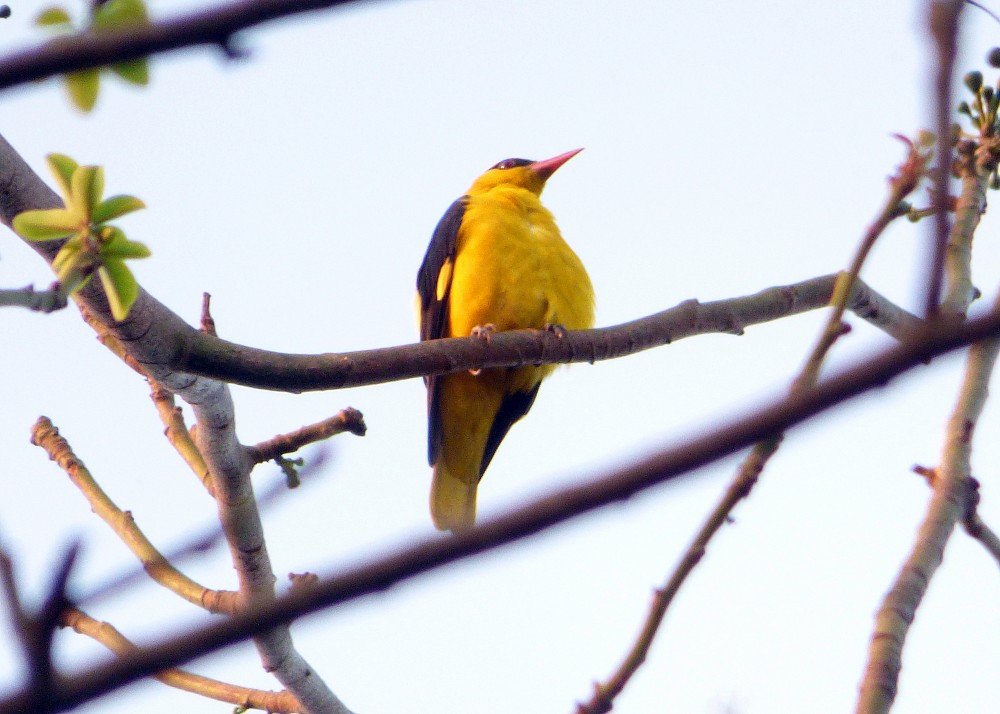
[420, 150, 594, 532]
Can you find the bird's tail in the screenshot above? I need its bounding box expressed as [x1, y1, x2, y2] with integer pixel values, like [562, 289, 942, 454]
[430, 462, 477, 532]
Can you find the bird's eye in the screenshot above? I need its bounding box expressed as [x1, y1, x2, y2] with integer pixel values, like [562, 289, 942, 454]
[491, 158, 531, 170]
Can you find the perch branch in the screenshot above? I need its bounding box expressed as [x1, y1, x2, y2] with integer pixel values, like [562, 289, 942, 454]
[1, 310, 998, 714]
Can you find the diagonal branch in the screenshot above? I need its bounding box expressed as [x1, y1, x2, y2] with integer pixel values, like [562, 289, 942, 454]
[29, 416, 238, 614]
[855, 331, 1000, 713]
[2, 311, 999, 714]
[578, 135, 926, 714]
[61, 607, 302, 713]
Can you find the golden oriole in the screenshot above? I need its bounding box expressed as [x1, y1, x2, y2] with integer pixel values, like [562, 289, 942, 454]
[416, 149, 595, 532]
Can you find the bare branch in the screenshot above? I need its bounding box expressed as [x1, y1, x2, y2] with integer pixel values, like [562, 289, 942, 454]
[0, 283, 67, 312]
[2, 312, 999, 714]
[29, 416, 238, 614]
[0, 0, 370, 93]
[856, 332, 1000, 713]
[580, 143, 926, 712]
[924, 0, 964, 316]
[913, 466, 1000, 567]
[0, 132, 922, 395]
[0, 544, 79, 709]
[60, 608, 302, 713]
[246, 408, 367, 464]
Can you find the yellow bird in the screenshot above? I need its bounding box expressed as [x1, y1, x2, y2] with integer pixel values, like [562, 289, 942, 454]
[417, 149, 595, 532]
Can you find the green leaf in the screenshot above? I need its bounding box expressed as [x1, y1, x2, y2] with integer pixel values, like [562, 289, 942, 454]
[66, 69, 99, 112]
[93, 194, 145, 223]
[46, 153, 79, 201]
[92, 0, 147, 30]
[98, 260, 138, 321]
[58, 265, 93, 296]
[36, 6, 72, 26]
[110, 58, 149, 86]
[54, 243, 97, 294]
[12, 208, 80, 241]
[70, 164, 104, 219]
[52, 236, 83, 274]
[100, 227, 151, 260]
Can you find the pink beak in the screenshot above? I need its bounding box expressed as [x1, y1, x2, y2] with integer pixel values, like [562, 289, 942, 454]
[529, 148, 584, 180]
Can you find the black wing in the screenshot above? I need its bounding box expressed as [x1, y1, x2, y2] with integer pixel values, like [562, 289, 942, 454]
[480, 382, 541, 477]
[417, 197, 468, 466]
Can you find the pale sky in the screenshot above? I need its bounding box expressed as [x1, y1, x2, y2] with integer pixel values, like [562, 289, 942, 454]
[2, 1, 1000, 713]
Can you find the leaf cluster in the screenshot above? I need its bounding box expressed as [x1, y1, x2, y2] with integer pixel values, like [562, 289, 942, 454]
[12, 154, 149, 320]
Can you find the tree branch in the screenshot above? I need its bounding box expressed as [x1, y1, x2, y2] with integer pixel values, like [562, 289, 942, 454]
[2, 311, 998, 714]
[0, 131, 922, 396]
[29, 416, 238, 615]
[924, 0, 963, 317]
[60, 608, 302, 713]
[855, 330, 1000, 713]
[0, 0, 371, 93]
[246, 408, 367, 465]
[0, 283, 67, 312]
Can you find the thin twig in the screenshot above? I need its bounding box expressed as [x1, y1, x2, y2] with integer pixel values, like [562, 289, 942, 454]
[29, 416, 238, 615]
[913, 466, 1000, 567]
[60, 607, 302, 712]
[148, 383, 214, 494]
[0, 283, 68, 312]
[577, 137, 925, 714]
[246, 408, 367, 464]
[924, 0, 964, 317]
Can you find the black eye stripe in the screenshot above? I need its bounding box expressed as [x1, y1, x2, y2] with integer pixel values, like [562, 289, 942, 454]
[490, 158, 532, 170]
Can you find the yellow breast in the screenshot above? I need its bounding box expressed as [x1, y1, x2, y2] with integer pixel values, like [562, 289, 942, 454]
[446, 185, 594, 341]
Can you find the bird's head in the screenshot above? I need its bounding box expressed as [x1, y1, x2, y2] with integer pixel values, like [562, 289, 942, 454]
[467, 148, 583, 196]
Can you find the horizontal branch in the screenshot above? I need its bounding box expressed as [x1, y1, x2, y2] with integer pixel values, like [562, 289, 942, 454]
[0, 0, 368, 92]
[0, 132, 919, 395]
[173, 273, 919, 392]
[4, 312, 996, 714]
[0, 284, 67, 312]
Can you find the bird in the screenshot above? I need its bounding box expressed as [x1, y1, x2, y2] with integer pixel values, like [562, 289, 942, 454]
[416, 149, 595, 532]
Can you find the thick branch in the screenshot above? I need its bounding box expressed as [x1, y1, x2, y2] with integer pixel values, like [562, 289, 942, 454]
[2, 313, 999, 714]
[0, 0, 368, 92]
[0, 132, 921, 394]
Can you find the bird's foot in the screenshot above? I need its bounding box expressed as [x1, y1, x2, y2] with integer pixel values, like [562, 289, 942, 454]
[544, 323, 569, 339]
[471, 323, 497, 341]
[469, 324, 497, 375]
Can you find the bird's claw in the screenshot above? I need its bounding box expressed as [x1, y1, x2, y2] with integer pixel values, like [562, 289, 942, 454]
[471, 323, 497, 341]
[544, 323, 569, 339]
[469, 324, 497, 375]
